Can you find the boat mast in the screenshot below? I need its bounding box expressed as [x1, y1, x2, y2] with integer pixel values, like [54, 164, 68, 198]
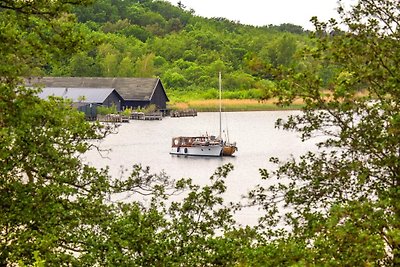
[219, 71, 222, 140]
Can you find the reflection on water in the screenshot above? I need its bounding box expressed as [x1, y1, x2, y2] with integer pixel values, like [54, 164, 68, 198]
[84, 111, 318, 225]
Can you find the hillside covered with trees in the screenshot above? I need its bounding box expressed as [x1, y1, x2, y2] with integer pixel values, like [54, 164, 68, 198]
[43, 0, 313, 101]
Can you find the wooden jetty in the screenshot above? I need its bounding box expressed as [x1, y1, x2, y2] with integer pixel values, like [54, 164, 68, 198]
[131, 111, 163, 120]
[97, 114, 129, 123]
[170, 109, 197, 118]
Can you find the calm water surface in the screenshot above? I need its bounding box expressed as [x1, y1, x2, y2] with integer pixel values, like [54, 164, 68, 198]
[84, 111, 318, 225]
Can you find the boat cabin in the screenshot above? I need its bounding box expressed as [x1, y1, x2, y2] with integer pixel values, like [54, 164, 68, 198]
[171, 136, 221, 147]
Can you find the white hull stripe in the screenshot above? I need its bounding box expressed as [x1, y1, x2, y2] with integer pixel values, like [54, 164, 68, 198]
[170, 146, 222, 157]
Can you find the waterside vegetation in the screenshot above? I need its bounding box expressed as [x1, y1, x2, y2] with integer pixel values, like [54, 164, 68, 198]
[169, 98, 304, 112]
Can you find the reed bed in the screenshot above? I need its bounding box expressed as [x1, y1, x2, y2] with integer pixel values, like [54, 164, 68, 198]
[168, 99, 304, 112]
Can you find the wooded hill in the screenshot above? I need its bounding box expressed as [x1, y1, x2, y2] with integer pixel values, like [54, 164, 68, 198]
[44, 0, 314, 100]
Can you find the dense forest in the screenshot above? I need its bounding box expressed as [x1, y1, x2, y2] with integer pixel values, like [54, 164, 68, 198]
[44, 0, 314, 100]
[1, 0, 399, 266]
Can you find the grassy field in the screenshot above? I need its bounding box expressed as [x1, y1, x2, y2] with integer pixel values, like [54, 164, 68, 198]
[168, 99, 304, 112]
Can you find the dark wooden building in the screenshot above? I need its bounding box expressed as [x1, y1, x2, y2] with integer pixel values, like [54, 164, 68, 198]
[37, 87, 123, 109]
[36, 87, 124, 120]
[27, 77, 169, 110]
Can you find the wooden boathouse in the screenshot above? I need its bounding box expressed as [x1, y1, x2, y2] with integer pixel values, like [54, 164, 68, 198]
[36, 87, 123, 120]
[27, 77, 169, 111]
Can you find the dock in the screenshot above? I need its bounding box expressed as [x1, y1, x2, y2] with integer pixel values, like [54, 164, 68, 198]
[170, 109, 197, 118]
[97, 114, 130, 123]
[131, 111, 163, 120]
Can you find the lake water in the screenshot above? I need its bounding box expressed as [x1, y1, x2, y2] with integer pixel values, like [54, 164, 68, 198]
[84, 111, 318, 226]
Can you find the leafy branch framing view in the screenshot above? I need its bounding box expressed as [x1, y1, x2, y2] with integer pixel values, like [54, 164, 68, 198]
[1, 0, 399, 266]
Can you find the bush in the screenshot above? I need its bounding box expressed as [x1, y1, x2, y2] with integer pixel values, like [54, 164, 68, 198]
[97, 104, 117, 115]
[121, 108, 133, 116]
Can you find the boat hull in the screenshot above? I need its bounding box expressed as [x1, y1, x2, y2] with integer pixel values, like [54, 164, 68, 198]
[222, 145, 237, 156]
[170, 145, 223, 157]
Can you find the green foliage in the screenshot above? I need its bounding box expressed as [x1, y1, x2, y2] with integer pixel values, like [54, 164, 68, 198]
[162, 70, 189, 89]
[269, 23, 306, 34]
[69, 52, 102, 77]
[134, 53, 156, 77]
[0, 84, 113, 265]
[265, 34, 298, 67]
[1, 84, 244, 266]
[66, 0, 309, 92]
[18, 251, 45, 267]
[121, 107, 133, 116]
[97, 104, 117, 115]
[247, 0, 400, 265]
[135, 104, 157, 113]
[5, 0, 398, 265]
[0, 1, 92, 79]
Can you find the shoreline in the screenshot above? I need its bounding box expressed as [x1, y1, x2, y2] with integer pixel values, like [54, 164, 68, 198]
[168, 99, 304, 112]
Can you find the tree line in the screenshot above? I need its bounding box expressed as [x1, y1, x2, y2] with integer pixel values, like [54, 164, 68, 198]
[45, 0, 311, 99]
